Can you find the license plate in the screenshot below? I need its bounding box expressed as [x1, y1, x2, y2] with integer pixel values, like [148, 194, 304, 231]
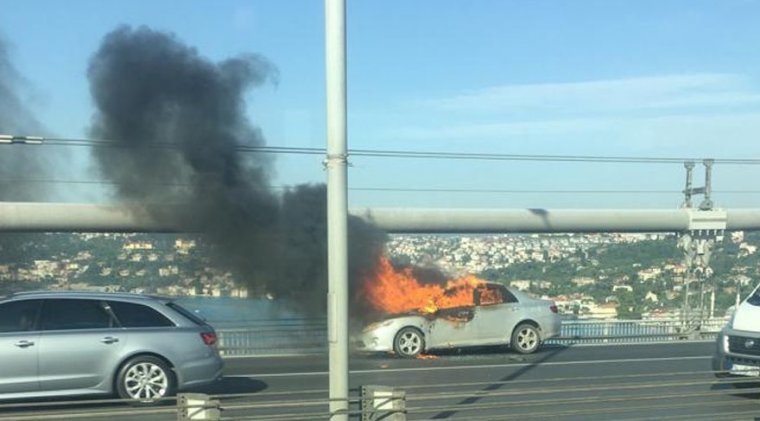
[730, 363, 760, 376]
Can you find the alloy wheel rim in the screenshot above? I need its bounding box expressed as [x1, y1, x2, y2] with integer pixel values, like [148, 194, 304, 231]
[518, 328, 537, 350]
[124, 362, 169, 401]
[399, 332, 421, 355]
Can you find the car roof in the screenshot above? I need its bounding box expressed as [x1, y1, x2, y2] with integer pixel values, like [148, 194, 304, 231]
[4, 290, 172, 302]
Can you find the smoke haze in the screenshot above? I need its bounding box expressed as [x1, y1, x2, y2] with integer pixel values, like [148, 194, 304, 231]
[88, 26, 387, 315]
[0, 35, 51, 201]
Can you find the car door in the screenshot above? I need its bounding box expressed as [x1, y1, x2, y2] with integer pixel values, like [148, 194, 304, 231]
[469, 285, 521, 345]
[37, 298, 126, 392]
[427, 306, 478, 348]
[0, 299, 42, 394]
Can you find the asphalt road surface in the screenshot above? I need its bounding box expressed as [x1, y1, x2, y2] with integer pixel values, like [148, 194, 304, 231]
[2, 341, 759, 420]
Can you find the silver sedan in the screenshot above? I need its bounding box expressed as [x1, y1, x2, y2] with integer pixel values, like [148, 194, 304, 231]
[356, 283, 560, 357]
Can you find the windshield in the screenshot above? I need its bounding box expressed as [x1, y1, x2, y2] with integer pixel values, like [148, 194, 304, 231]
[746, 285, 760, 306]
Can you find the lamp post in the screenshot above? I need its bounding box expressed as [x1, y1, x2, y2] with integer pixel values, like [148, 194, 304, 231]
[325, 0, 349, 419]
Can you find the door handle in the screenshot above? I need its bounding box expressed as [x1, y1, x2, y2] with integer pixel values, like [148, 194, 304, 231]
[100, 336, 119, 344]
[14, 340, 34, 348]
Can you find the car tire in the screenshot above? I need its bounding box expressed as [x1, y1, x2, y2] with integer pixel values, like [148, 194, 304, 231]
[393, 327, 425, 358]
[116, 355, 175, 405]
[511, 323, 541, 354]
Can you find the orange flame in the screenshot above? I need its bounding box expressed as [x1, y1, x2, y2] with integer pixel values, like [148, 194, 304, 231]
[361, 256, 486, 315]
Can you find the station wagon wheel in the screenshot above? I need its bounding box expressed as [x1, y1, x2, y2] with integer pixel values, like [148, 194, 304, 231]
[116, 356, 175, 405]
[511, 323, 540, 354]
[393, 327, 425, 358]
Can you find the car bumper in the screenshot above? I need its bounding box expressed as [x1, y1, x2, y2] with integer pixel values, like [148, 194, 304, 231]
[712, 328, 760, 378]
[353, 331, 394, 353]
[541, 316, 562, 341]
[177, 354, 225, 389]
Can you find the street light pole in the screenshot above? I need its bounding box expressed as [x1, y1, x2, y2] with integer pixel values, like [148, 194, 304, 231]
[325, 0, 349, 419]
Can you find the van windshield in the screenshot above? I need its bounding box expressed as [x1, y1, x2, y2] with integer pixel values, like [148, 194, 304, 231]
[746, 287, 760, 306]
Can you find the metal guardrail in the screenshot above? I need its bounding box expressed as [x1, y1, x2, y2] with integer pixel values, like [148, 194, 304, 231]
[0, 369, 755, 421]
[207, 369, 760, 420]
[0, 319, 732, 420]
[215, 318, 728, 357]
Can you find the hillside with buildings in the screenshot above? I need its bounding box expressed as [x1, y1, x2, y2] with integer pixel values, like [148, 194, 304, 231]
[387, 232, 760, 320]
[0, 231, 758, 320]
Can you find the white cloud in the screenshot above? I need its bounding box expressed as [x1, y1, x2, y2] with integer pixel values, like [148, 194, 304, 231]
[362, 74, 760, 155]
[414, 73, 760, 115]
[384, 111, 760, 155]
[389, 118, 616, 140]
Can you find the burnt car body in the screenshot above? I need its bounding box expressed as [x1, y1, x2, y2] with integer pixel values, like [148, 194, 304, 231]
[356, 283, 561, 357]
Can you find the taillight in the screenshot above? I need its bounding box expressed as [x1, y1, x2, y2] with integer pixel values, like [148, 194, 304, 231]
[201, 332, 217, 346]
[550, 305, 558, 314]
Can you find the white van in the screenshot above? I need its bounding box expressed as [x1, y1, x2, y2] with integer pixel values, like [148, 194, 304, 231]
[713, 283, 760, 377]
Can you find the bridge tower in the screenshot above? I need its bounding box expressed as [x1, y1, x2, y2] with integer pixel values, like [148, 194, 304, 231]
[678, 159, 725, 337]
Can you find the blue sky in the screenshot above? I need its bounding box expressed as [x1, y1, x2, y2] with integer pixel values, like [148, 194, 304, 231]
[2, 0, 760, 208]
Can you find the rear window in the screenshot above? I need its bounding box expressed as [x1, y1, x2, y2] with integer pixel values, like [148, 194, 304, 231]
[167, 302, 207, 326]
[108, 301, 175, 328]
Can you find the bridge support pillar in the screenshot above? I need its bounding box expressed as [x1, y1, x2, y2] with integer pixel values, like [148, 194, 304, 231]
[361, 385, 406, 421]
[177, 393, 221, 420]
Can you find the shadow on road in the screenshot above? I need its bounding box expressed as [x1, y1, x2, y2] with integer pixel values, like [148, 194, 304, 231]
[429, 344, 569, 419]
[710, 377, 760, 400]
[191, 377, 268, 395]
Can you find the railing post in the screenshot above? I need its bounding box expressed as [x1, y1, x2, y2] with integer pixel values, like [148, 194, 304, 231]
[361, 385, 406, 421]
[177, 393, 221, 421]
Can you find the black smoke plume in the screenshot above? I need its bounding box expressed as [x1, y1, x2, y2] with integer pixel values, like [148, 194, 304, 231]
[0, 35, 50, 201]
[88, 26, 387, 315]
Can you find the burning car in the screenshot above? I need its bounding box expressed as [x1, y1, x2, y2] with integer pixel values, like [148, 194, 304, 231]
[356, 280, 561, 358]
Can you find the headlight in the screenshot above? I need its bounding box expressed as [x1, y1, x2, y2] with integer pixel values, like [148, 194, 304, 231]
[723, 333, 729, 352]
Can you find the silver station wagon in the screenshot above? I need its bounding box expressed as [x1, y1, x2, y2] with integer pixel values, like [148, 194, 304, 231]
[357, 283, 561, 357]
[0, 291, 223, 404]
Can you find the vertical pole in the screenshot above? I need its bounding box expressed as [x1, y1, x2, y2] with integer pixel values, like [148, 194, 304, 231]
[682, 161, 695, 208]
[736, 278, 741, 308]
[700, 159, 714, 210]
[710, 288, 715, 319]
[325, 0, 349, 419]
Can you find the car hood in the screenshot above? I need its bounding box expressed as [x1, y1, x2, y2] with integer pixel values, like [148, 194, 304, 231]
[732, 301, 760, 332]
[362, 314, 428, 332]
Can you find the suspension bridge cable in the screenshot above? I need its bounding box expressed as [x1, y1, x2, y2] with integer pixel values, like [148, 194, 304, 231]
[2, 178, 760, 195]
[25, 136, 760, 165]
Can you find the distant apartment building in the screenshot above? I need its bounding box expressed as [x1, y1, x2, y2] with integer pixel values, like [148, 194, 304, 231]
[637, 267, 662, 281]
[175, 239, 197, 255]
[585, 302, 618, 319]
[123, 241, 154, 250]
[510, 280, 532, 291]
[571, 277, 596, 287]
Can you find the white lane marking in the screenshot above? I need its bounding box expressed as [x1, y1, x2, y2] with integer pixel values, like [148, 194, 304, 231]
[229, 355, 711, 378]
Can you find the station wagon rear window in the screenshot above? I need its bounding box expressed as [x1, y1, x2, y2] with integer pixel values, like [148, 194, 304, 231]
[167, 302, 207, 326]
[108, 301, 175, 327]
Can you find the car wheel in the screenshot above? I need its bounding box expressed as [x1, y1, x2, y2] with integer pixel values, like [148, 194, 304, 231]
[511, 323, 540, 354]
[116, 355, 175, 405]
[393, 327, 425, 358]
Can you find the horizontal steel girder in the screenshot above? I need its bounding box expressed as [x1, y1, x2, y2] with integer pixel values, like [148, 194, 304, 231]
[0, 202, 758, 233]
